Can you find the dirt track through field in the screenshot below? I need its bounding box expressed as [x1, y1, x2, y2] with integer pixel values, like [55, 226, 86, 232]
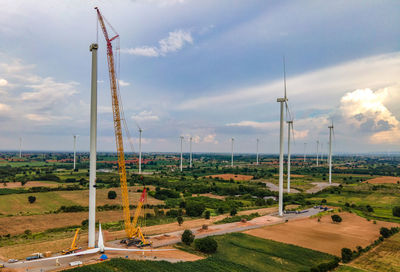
[0, 181, 58, 188]
[206, 174, 254, 181]
[244, 212, 399, 256]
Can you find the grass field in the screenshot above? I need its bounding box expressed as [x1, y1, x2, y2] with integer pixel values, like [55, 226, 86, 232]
[335, 265, 367, 271]
[66, 233, 337, 272]
[0, 186, 162, 216]
[350, 232, 400, 272]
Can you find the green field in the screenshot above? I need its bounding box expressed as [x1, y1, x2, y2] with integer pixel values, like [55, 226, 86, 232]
[66, 233, 337, 272]
[335, 265, 367, 271]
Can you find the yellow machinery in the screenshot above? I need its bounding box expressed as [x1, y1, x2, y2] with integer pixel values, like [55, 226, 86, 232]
[62, 228, 81, 255]
[95, 7, 150, 247]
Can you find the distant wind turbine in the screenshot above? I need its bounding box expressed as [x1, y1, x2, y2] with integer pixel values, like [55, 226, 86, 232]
[316, 140, 320, 166]
[189, 136, 193, 168]
[256, 138, 260, 165]
[328, 123, 334, 184]
[19, 137, 22, 158]
[180, 136, 184, 172]
[138, 127, 143, 174]
[320, 142, 324, 163]
[73, 135, 78, 170]
[231, 138, 234, 167]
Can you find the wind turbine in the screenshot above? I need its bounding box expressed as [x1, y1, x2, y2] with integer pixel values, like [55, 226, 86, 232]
[320, 142, 324, 163]
[328, 123, 334, 184]
[73, 135, 78, 171]
[287, 120, 294, 193]
[19, 137, 22, 158]
[189, 136, 193, 168]
[277, 56, 291, 217]
[138, 127, 143, 174]
[316, 140, 319, 166]
[180, 136, 184, 172]
[256, 138, 260, 165]
[231, 138, 234, 167]
[303, 142, 307, 163]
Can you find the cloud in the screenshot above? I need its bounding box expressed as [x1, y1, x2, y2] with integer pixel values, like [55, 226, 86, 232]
[0, 78, 7, 86]
[339, 87, 400, 144]
[226, 120, 278, 130]
[122, 29, 193, 57]
[132, 110, 160, 121]
[0, 103, 10, 112]
[177, 52, 400, 110]
[203, 133, 218, 144]
[119, 80, 130, 87]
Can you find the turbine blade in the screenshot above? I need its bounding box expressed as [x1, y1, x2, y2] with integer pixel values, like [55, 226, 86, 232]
[283, 55, 287, 100]
[104, 247, 177, 252]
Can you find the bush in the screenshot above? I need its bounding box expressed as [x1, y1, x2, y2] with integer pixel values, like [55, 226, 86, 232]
[341, 248, 353, 263]
[230, 208, 237, 216]
[108, 190, 117, 199]
[366, 205, 374, 212]
[181, 229, 194, 245]
[28, 196, 36, 204]
[205, 210, 211, 219]
[185, 201, 205, 217]
[177, 216, 183, 226]
[393, 206, 400, 217]
[194, 237, 218, 254]
[331, 214, 342, 223]
[380, 227, 391, 238]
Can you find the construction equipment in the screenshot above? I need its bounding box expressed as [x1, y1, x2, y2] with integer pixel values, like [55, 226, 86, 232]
[62, 228, 81, 255]
[95, 7, 150, 247]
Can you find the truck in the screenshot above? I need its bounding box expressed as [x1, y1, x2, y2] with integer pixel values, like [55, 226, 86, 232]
[26, 253, 43, 261]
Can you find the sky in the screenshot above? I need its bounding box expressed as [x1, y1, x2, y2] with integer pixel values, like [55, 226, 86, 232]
[0, 0, 399, 154]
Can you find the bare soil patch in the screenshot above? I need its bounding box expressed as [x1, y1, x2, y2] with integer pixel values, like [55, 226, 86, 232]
[364, 176, 400, 184]
[0, 181, 58, 188]
[193, 193, 226, 200]
[206, 174, 253, 181]
[244, 212, 398, 256]
[273, 174, 305, 178]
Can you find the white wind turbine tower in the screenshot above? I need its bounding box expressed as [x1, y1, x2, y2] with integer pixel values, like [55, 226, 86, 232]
[287, 120, 294, 193]
[316, 140, 320, 166]
[304, 142, 307, 163]
[138, 127, 143, 174]
[189, 136, 193, 168]
[256, 138, 260, 165]
[73, 135, 78, 170]
[277, 56, 291, 217]
[320, 143, 324, 163]
[180, 136, 184, 172]
[19, 137, 22, 158]
[231, 138, 234, 167]
[328, 123, 334, 184]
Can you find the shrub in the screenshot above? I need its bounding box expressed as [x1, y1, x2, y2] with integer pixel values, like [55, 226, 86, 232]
[24, 229, 32, 236]
[321, 199, 327, 204]
[194, 237, 218, 254]
[177, 216, 183, 226]
[393, 206, 400, 217]
[28, 196, 36, 204]
[380, 227, 391, 238]
[331, 214, 342, 223]
[217, 207, 224, 214]
[185, 201, 205, 217]
[181, 229, 194, 245]
[108, 190, 117, 199]
[341, 248, 353, 263]
[204, 210, 211, 219]
[230, 208, 237, 216]
[366, 205, 374, 212]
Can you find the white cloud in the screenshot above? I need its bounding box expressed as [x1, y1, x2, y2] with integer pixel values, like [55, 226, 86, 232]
[0, 103, 10, 112]
[177, 52, 400, 110]
[0, 78, 7, 86]
[203, 133, 218, 144]
[132, 110, 160, 121]
[119, 80, 130, 87]
[339, 87, 400, 144]
[226, 120, 278, 130]
[122, 29, 193, 57]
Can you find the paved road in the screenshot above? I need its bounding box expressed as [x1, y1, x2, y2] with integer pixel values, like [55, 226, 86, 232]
[306, 182, 339, 194]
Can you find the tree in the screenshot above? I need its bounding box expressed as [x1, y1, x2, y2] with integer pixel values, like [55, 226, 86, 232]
[341, 248, 353, 263]
[107, 190, 117, 199]
[195, 237, 218, 254]
[393, 206, 400, 217]
[185, 201, 205, 217]
[205, 210, 211, 219]
[230, 208, 237, 216]
[181, 229, 195, 245]
[177, 216, 184, 226]
[380, 227, 391, 238]
[331, 214, 342, 223]
[28, 196, 36, 204]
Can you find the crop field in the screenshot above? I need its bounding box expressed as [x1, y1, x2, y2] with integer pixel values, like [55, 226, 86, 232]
[206, 174, 254, 181]
[0, 181, 59, 188]
[66, 233, 337, 272]
[351, 232, 400, 272]
[0, 186, 162, 216]
[244, 212, 399, 256]
[364, 176, 400, 184]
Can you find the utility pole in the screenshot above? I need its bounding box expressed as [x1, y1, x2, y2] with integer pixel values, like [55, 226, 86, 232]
[180, 136, 184, 172]
[88, 43, 98, 248]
